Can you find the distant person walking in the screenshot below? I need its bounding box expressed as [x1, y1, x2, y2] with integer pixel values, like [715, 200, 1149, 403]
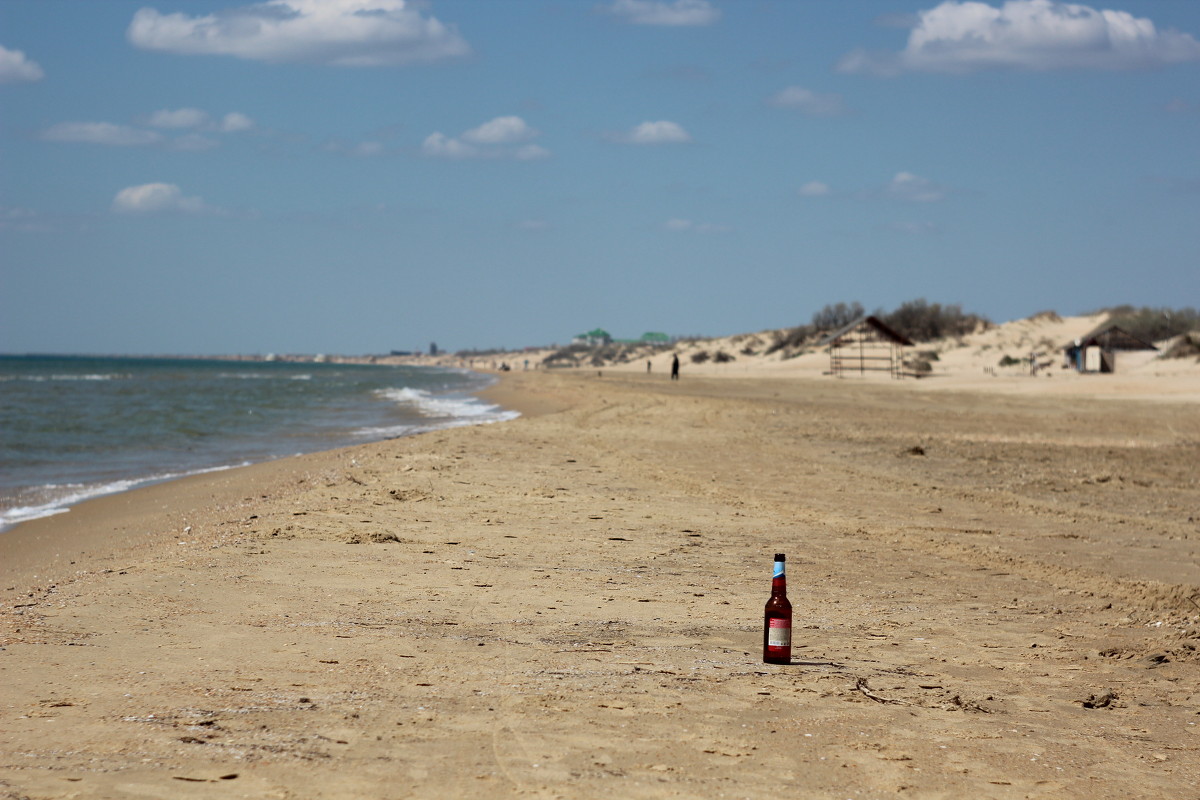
[671, 354, 680, 380]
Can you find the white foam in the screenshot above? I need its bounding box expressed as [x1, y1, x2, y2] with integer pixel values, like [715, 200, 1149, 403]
[362, 386, 519, 438]
[0, 464, 245, 533]
[353, 423, 424, 439]
[0, 481, 134, 530]
[214, 372, 312, 380]
[0, 373, 128, 382]
[377, 387, 506, 419]
[0, 503, 71, 527]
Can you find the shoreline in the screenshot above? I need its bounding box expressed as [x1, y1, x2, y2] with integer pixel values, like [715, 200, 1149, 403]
[0, 361, 516, 535]
[0, 370, 535, 585]
[2, 370, 1198, 797]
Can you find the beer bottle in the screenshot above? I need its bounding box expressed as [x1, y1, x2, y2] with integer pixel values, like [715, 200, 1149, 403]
[763, 553, 792, 664]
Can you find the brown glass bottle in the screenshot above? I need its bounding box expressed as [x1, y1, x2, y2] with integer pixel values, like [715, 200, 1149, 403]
[763, 553, 792, 664]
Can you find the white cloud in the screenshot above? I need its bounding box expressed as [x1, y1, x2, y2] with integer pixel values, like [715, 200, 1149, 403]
[885, 172, 946, 202]
[421, 132, 480, 159]
[768, 86, 848, 117]
[422, 116, 549, 160]
[220, 112, 255, 132]
[0, 206, 52, 233]
[128, 0, 471, 66]
[603, 0, 720, 27]
[515, 144, 551, 161]
[325, 138, 389, 157]
[148, 107, 211, 129]
[839, 0, 1200, 75]
[462, 116, 538, 145]
[352, 141, 386, 157]
[0, 44, 44, 83]
[46, 110, 254, 149]
[616, 120, 692, 145]
[43, 122, 164, 147]
[663, 218, 731, 233]
[799, 181, 831, 197]
[111, 183, 212, 214]
[150, 108, 254, 132]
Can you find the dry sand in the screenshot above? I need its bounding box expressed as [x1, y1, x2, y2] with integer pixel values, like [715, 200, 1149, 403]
[2, 367, 1199, 799]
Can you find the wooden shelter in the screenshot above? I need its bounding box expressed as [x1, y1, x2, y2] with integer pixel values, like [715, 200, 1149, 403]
[819, 316, 914, 379]
[1064, 324, 1157, 373]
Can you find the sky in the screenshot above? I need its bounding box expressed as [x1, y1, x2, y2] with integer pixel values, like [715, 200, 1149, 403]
[1, 0, 1198, 355]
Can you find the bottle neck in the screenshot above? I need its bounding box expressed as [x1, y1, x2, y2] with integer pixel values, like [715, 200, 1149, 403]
[771, 561, 786, 595]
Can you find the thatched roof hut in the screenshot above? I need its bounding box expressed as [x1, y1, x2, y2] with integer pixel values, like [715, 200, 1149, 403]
[818, 316, 914, 379]
[1064, 324, 1157, 373]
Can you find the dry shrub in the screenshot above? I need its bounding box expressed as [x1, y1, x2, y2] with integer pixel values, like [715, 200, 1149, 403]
[1099, 306, 1200, 343]
[1161, 332, 1200, 361]
[882, 298, 991, 343]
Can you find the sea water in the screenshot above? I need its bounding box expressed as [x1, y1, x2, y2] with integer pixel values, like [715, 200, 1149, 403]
[0, 355, 517, 531]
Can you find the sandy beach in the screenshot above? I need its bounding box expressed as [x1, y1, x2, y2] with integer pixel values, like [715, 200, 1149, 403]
[2, 364, 1199, 799]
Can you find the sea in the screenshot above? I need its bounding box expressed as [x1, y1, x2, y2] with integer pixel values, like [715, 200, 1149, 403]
[0, 355, 517, 532]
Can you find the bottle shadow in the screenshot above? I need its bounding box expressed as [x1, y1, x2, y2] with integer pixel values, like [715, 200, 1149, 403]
[768, 658, 845, 668]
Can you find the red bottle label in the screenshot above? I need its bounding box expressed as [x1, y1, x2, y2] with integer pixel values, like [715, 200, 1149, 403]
[767, 618, 791, 648]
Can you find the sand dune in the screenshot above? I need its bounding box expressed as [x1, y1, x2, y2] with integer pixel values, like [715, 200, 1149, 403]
[492, 313, 1200, 404]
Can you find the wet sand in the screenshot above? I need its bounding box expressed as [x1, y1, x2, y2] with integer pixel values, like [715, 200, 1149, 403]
[2, 370, 1198, 798]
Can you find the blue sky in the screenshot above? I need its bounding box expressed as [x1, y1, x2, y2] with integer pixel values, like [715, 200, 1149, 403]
[2, 0, 1197, 355]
